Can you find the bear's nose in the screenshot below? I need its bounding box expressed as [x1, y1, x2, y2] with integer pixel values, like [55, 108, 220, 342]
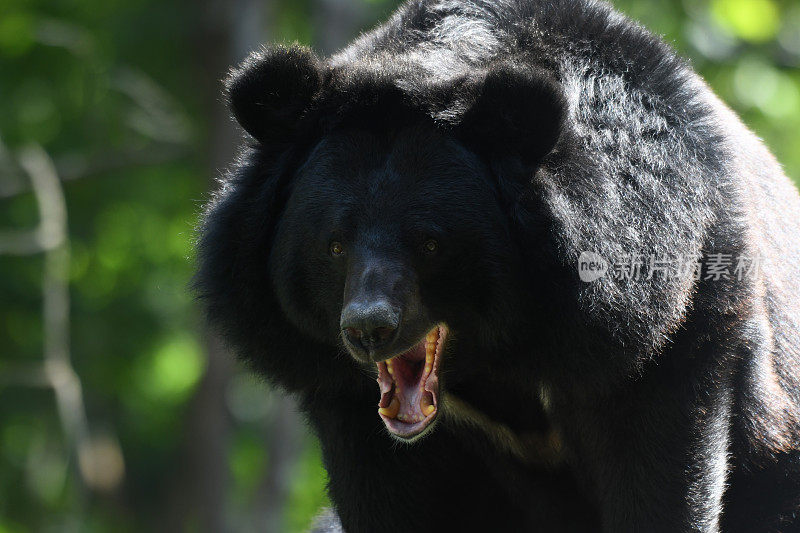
[340, 301, 399, 351]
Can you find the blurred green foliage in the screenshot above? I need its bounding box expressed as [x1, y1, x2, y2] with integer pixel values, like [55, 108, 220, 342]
[0, 0, 798, 531]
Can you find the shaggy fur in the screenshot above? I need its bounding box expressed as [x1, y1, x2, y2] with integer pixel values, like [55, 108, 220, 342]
[195, 0, 800, 531]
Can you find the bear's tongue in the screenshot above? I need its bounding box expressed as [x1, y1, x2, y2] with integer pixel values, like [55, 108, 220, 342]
[376, 326, 444, 438]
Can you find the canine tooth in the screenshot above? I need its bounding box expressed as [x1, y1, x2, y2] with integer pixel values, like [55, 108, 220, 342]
[426, 330, 438, 343]
[378, 397, 400, 418]
[420, 394, 435, 416]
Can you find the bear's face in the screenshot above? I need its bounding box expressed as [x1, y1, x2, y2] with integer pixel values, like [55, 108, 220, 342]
[200, 45, 566, 441]
[271, 124, 526, 439]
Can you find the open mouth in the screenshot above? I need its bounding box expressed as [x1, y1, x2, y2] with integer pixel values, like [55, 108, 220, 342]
[376, 325, 446, 439]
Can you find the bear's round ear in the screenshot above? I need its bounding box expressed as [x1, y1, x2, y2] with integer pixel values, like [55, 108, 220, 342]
[225, 45, 323, 144]
[449, 63, 567, 167]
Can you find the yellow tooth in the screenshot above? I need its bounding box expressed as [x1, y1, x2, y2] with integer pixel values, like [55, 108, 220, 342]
[386, 359, 394, 375]
[420, 394, 435, 416]
[426, 329, 438, 343]
[397, 413, 405, 421]
[378, 397, 400, 418]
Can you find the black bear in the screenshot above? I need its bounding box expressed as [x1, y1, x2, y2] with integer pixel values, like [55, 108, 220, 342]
[195, 0, 800, 531]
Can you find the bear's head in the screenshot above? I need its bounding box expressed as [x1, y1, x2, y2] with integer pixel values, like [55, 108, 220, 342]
[197, 45, 567, 440]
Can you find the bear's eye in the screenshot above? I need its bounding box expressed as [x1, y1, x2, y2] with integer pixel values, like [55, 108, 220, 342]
[423, 239, 438, 254]
[330, 241, 345, 256]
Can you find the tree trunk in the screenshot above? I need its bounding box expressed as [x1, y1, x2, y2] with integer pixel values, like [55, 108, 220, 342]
[163, 0, 265, 531]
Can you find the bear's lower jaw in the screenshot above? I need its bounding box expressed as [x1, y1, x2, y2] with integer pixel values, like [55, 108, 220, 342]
[376, 324, 447, 439]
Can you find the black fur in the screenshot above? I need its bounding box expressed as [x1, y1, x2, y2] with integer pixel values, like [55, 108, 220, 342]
[196, 0, 800, 531]
[225, 45, 322, 143]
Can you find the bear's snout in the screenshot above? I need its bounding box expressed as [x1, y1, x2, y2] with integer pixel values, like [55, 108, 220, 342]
[340, 299, 400, 354]
[339, 255, 428, 363]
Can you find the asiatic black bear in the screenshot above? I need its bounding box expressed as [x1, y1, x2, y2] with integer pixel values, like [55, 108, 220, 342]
[195, 0, 800, 531]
